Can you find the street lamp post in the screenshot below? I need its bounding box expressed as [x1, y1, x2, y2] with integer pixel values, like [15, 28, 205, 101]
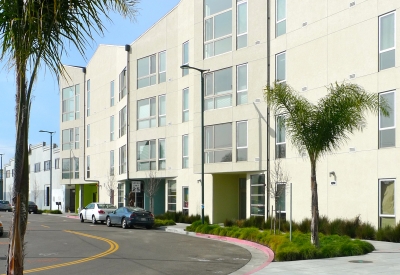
[39, 130, 55, 210]
[180, 64, 209, 224]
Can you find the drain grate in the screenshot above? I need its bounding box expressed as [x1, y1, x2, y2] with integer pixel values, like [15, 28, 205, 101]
[349, 260, 372, 263]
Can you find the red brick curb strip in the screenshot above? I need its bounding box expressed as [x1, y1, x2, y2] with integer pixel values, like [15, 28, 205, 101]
[195, 233, 274, 275]
[66, 215, 80, 219]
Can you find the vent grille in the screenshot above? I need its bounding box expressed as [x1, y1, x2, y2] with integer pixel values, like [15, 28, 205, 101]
[349, 74, 356, 79]
[349, 147, 356, 152]
[350, 1, 355, 7]
[254, 157, 260, 161]
[302, 22, 308, 27]
[254, 98, 261, 103]
[255, 40, 260, 45]
[302, 86, 308, 92]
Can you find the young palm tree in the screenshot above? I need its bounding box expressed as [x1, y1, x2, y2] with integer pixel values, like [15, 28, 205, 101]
[264, 82, 388, 247]
[0, 1, 138, 273]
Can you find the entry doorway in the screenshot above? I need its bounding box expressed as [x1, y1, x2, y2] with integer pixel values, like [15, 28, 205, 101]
[239, 178, 246, 220]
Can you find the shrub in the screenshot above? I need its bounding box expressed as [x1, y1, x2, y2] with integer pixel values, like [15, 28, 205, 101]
[376, 223, 400, 242]
[154, 219, 176, 228]
[155, 211, 209, 224]
[42, 209, 62, 214]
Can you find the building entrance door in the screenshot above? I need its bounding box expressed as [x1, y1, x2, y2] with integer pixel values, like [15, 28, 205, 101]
[239, 178, 246, 220]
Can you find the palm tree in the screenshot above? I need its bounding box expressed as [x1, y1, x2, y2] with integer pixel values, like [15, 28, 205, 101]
[0, 1, 138, 273]
[264, 82, 388, 247]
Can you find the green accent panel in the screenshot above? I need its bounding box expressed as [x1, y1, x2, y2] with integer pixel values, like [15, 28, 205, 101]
[74, 183, 98, 213]
[144, 179, 165, 215]
[213, 174, 245, 223]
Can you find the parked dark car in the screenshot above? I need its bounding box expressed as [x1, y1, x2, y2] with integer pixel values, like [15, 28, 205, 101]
[0, 200, 12, 212]
[106, 207, 154, 229]
[28, 201, 38, 214]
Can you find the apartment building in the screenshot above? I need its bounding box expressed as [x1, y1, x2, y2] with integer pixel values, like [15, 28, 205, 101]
[59, 0, 399, 228]
[3, 142, 63, 211]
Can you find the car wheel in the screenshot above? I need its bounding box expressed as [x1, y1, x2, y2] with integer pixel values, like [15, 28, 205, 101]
[92, 215, 97, 224]
[106, 217, 112, 227]
[101, 220, 105, 224]
[122, 218, 127, 229]
[80, 214, 84, 223]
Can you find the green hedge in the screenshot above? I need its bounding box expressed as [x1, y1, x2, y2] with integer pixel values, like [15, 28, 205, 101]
[155, 211, 209, 224]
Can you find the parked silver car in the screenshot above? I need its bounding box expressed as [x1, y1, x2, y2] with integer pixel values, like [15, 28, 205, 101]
[79, 202, 116, 224]
[0, 200, 12, 212]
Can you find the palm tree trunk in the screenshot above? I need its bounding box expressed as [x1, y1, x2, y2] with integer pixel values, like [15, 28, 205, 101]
[7, 63, 30, 275]
[310, 161, 320, 247]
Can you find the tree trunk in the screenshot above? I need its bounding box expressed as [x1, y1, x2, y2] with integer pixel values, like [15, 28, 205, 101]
[310, 161, 319, 247]
[8, 65, 30, 274]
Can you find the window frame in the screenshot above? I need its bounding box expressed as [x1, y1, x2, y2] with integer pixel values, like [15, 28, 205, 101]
[86, 124, 90, 147]
[119, 68, 127, 100]
[237, 63, 248, 105]
[237, 0, 248, 49]
[379, 90, 396, 148]
[158, 94, 166, 127]
[137, 97, 156, 130]
[204, 67, 233, 111]
[158, 139, 166, 170]
[136, 140, 156, 171]
[205, 123, 232, 163]
[168, 180, 177, 212]
[62, 128, 74, 151]
[276, 115, 286, 158]
[86, 79, 90, 117]
[158, 51, 166, 83]
[110, 150, 114, 176]
[137, 54, 157, 89]
[275, 0, 287, 37]
[236, 121, 248, 161]
[182, 134, 189, 168]
[379, 178, 396, 228]
[119, 145, 127, 175]
[276, 51, 286, 83]
[378, 11, 396, 71]
[87, 155, 90, 178]
[182, 88, 189, 122]
[110, 80, 115, 107]
[182, 41, 189, 76]
[110, 115, 115, 141]
[250, 174, 266, 217]
[119, 106, 127, 137]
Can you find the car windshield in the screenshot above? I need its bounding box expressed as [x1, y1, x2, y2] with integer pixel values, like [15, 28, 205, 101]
[97, 204, 116, 209]
[28, 201, 36, 205]
[126, 207, 145, 212]
[0, 201, 9, 204]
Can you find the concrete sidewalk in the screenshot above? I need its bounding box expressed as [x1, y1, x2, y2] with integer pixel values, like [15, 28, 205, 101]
[158, 223, 400, 275]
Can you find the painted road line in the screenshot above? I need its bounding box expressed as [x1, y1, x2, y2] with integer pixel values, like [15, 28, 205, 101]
[41, 225, 50, 228]
[0, 230, 119, 275]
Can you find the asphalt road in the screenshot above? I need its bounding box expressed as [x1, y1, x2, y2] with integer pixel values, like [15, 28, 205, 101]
[0, 212, 250, 275]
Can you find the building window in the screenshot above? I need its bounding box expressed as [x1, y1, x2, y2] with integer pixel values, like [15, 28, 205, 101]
[379, 12, 395, 71]
[119, 106, 127, 137]
[75, 127, 79, 149]
[205, 123, 232, 163]
[110, 80, 115, 107]
[182, 187, 189, 215]
[45, 186, 50, 206]
[237, 121, 247, 161]
[137, 97, 156, 129]
[62, 128, 74, 150]
[74, 157, 79, 179]
[62, 84, 80, 122]
[62, 157, 79, 179]
[44, 160, 51, 171]
[137, 54, 156, 89]
[159, 51, 166, 83]
[237, 64, 247, 105]
[137, 140, 156, 171]
[276, 52, 286, 83]
[6, 171, 10, 178]
[276, 183, 286, 219]
[276, 0, 286, 37]
[379, 91, 395, 148]
[55, 158, 60, 169]
[86, 155, 90, 178]
[182, 135, 189, 168]
[182, 88, 190, 122]
[379, 179, 395, 228]
[119, 68, 127, 100]
[87, 124, 90, 147]
[119, 145, 127, 174]
[34, 163, 40, 173]
[204, 0, 232, 58]
[159, 139, 166, 170]
[237, 0, 247, 49]
[250, 174, 265, 216]
[205, 67, 232, 110]
[87, 79, 90, 117]
[158, 95, 166, 127]
[168, 180, 177, 212]
[110, 150, 114, 176]
[110, 115, 115, 141]
[182, 41, 189, 76]
[118, 183, 124, 207]
[276, 115, 286, 158]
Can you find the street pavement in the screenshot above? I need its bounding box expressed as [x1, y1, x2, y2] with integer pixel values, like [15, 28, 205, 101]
[149, 220, 400, 275]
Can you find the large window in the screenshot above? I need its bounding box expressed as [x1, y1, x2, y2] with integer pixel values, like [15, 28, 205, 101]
[183, 135, 189, 168]
[237, 121, 247, 161]
[62, 128, 74, 150]
[379, 91, 395, 148]
[62, 84, 80, 122]
[62, 157, 79, 179]
[182, 41, 189, 76]
[55, 158, 60, 169]
[119, 106, 127, 137]
[137, 97, 156, 129]
[250, 174, 265, 216]
[204, 0, 232, 58]
[276, 183, 286, 220]
[276, 52, 286, 83]
[87, 79, 90, 117]
[137, 140, 156, 171]
[110, 150, 114, 176]
[276, 0, 286, 37]
[75, 127, 79, 149]
[379, 179, 395, 228]
[159, 95, 166, 127]
[159, 51, 166, 83]
[118, 183, 124, 208]
[205, 67, 232, 110]
[87, 124, 90, 147]
[237, 0, 247, 49]
[168, 180, 177, 212]
[110, 81, 115, 107]
[119, 68, 127, 100]
[159, 139, 166, 170]
[119, 145, 127, 175]
[379, 12, 395, 71]
[205, 123, 232, 163]
[182, 187, 189, 215]
[183, 88, 189, 122]
[110, 115, 115, 141]
[86, 155, 90, 178]
[276, 115, 286, 158]
[137, 54, 156, 89]
[44, 160, 51, 171]
[237, 64, 247, 105]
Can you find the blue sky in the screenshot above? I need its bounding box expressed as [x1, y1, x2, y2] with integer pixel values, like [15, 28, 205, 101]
[0, 0, 180, 165]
